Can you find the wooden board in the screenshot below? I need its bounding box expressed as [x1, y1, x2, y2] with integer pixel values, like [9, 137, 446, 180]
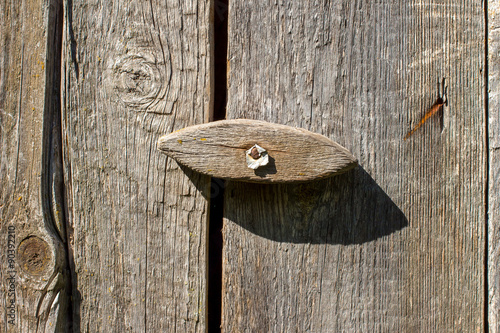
[158, 119, 357, 183]
[62, 0, 212, 331]
[223, 0, 485, 331]
[488, 1, 500, 331]
[0, 0, 70, 331]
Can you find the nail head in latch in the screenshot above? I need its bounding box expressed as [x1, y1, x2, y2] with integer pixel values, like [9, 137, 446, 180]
[246, 144, 269, 170]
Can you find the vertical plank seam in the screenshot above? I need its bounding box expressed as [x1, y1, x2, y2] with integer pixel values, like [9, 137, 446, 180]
[207, 0, 229, 331]
[14, 43, 24, 193]
[40, 0, 71, 329]
[484, 0, 490, 331]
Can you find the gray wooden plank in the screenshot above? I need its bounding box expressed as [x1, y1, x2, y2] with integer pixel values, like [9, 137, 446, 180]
[61, 0, 212, 331]
[223, 1, 485, 331]
[488, 0, 500, 331]
[0, 0, 70, 331]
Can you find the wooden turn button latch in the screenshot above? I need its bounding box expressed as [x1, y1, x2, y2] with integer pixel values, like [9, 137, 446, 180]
[157, 119, 357, 183]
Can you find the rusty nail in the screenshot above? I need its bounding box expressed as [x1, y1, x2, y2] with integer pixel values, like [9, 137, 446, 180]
[250, 146, 261, 159]
[246, 144, 269, 169]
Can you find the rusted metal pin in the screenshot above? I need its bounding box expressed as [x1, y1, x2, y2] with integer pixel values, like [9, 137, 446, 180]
[404, 78, 448, 140]
[246, 144, 269, 169]
[249, 146, 261, 159]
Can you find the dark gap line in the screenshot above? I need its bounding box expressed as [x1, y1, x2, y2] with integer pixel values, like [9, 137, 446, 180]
[62, 0, 82, 329]
[483, 0, 490, 331]
[54, 0, 76, 330]
[43, 0, 75, 330]
[207, 0, 228, 332]
[207, 178, 225, 332]
[211, 0, 228, 122]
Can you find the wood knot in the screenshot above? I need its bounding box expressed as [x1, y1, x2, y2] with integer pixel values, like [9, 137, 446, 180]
[18, 236, 52, 277]
[109, 54, 170, 112]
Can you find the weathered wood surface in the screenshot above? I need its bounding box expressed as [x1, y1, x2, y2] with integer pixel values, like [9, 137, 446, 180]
[62, 0, 211, 331]
[223, 1, 485, 332]
[488, 1, 500, 331]
[158, 119, 357, 183]
[0, 0, 70, 331]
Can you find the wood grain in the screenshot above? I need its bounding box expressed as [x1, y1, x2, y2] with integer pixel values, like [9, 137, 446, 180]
[223, 0, 485, 331]
[0, 0, 70, 331]
[61, 0, 212, 331]
[158, 119, 357, 183]
[488, 1, 500, 331]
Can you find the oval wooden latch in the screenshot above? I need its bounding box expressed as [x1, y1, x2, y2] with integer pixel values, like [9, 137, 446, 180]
[157, 119, 357, 183]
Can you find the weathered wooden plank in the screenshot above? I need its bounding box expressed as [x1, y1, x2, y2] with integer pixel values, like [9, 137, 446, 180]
[0, 0, 70, 331]
[61, 0, 212, 331]
[488, 0, 500, 331]
[223, 1, 485, 332]
[158, 119, 357, 183]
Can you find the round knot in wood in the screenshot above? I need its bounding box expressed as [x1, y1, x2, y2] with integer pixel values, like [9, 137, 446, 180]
[111, 54, 164, 109]
[18, 236, 52, 277]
